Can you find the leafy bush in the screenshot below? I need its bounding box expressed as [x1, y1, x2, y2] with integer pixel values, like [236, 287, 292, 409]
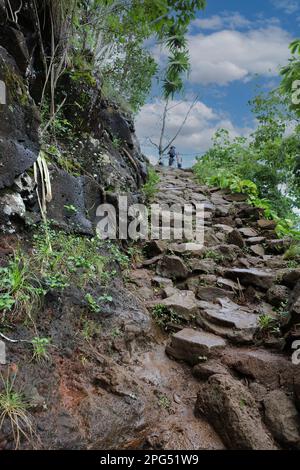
[142, 167, 160, 201]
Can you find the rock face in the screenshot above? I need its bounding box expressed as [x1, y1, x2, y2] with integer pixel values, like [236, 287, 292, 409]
[196, 374, 277, 450]
[0, 46, 40, 191]
[263, 390, 300, 449]
[166, 328, 226, 365]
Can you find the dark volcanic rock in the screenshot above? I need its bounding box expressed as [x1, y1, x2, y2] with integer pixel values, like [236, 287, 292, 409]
[263, 390, 300, 449]
[0, 46, 40, 190]
[196, 374, 277, 449]
[224, 268, 274, 290]
[157, 255, 189, 280]
[166, 328, 226, 365]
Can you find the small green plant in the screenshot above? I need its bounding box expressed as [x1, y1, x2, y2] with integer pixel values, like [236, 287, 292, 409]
[142, 166, 160, 201]
[85, 293, 101, 313]
[99, 294, 113, 303]
[111, 136, 122, 149]
[44, 273, 69, 290]
[31, 337, 51, 362]
[258, 314, 280, 334]
[0, 370, 33, 449]
[0, 254, 43, 322]
[283, 244, 300, 261]
[152, 304, 182, 330]
[0, 293, 15, 314]
[109, 243, 130, 269]
[64, 204, 78, 214]
[111, 327, 122, 339]
[204, 250, 224, 262]
[158, 394, 171, 410]
[81, 318, 101, 341]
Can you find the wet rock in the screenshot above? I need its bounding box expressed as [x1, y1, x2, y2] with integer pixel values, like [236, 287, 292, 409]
[196, 374, 276, 449]
[137, 287, 154, 301]
[216, 277, 243, 292]
[192, 360, 229, 380]
[246, 236, 266, 245]
[162, 286, 179, 298]
[225, 268, 274, 290]
[238, 227, 259, 238]
[264, 389, 300, 449]
[250, 244, 265, 257]
[224, 193, 248, 202]
[151, 276, 173, 288]
[282, 269, 300, 288]
[159, 290, 198, 320]
[168, 242, 205, 256]
[265, 239, 291, 255]
[267, 285, 290, 308]
[188, 258, 216, 274]
[213, 224, 233, 234]
[196, 286, 234, 302]
[157, 255, 189, 280]
[197, 298, 259, 344]
[235, 204, 262, 220]
[222, 348, 296, 390]
[226, 229, 245, 249]
[257, 219, 277, 230]
[130, 269, 153, 288]
[214, 244, 242, 261]
[145, 240, 166, 258]
[166, 328, 226, 365]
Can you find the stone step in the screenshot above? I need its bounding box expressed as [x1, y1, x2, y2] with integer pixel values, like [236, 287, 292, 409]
[166, 328, 227, 365]
[196, 298, 259, 344]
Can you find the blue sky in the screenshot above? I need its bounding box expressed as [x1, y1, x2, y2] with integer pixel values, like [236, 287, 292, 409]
[136, 0, 299, 167]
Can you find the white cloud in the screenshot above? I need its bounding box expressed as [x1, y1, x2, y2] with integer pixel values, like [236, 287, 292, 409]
[135, 99, 254, 163]
[188, 26, 291, 85]
[192, 12, 280, 31]
[270, 0, 299, 14]
[193, 13, 251, 31]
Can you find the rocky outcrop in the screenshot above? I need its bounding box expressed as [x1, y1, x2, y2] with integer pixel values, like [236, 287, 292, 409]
[196, 374, 277, 450]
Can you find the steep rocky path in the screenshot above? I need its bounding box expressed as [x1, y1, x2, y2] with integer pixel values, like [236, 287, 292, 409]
[1, 167, 300, 450]
[127, 166, 300, 450]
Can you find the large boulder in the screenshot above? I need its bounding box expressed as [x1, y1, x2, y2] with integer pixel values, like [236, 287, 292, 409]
[222, 348, 297, 391]
[263, 390, 300, 449]
[196, 374, 277, 449]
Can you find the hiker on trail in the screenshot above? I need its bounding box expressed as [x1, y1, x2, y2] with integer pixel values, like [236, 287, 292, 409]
[168, 146, 176, 167]
[177, 153, 183, 169]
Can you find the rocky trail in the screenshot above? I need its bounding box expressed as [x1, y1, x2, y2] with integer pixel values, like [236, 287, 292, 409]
[126, 166, 300, 450]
